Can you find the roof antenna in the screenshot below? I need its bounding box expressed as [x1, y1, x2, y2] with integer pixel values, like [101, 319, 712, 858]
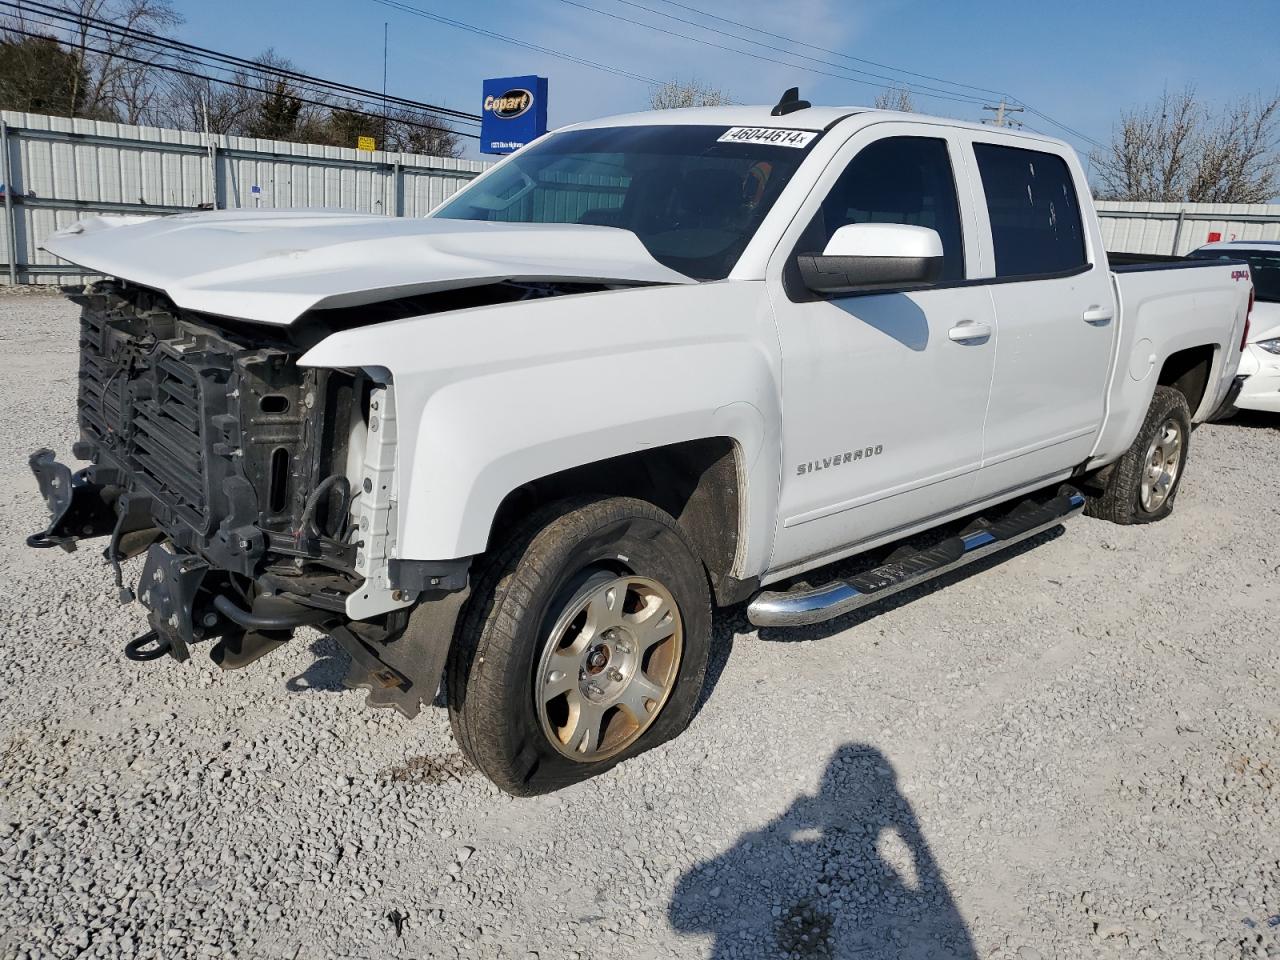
[771, 87, 811, 117]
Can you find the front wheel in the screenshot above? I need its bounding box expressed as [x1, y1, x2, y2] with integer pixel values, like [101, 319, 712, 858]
[446, 496, 712, 795]
[1085, 385, 1192, 524]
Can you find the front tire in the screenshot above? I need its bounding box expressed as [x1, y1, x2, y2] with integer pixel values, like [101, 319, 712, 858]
[446, 496, 712, 795]
[1085, 385, 1192, 524]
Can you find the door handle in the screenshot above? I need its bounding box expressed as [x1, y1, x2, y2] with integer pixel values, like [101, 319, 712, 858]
[1082, 304, 1114, 324]
[948, 320, 992, 342]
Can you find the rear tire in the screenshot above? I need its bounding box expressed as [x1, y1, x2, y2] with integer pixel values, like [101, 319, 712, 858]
[1085, 386, 1192, 524]
[446, 496, 712, 796]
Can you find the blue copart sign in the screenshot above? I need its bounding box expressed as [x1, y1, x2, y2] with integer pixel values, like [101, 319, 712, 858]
[480, 76, 549, 155]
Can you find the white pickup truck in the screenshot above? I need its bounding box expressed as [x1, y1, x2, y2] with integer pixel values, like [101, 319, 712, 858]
[29, 91, 1252, 794]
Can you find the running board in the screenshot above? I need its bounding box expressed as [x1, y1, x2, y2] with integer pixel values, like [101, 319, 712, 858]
[747, 486, 1086, 628]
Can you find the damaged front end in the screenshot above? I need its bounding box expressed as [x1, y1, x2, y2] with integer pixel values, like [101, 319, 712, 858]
[28, 282, 469, 716]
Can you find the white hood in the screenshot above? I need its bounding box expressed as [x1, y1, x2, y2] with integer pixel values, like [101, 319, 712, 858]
[41, 209, 695, 325]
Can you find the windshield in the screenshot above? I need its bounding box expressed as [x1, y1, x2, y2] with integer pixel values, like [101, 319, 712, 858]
[433, 124, 822, 280]
[1187, 248, 1280, 302]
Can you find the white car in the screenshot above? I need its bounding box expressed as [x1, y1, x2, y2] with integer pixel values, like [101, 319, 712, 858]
[1188, 240, 1280, 413]
[29, 93, 1251, 794]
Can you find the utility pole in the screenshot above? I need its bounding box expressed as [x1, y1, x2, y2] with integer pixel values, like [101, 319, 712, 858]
[381, 22, 389, 148]
[982, 99, 1024, 128]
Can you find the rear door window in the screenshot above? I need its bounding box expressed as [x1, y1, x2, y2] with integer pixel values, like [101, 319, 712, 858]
[973, 143, 1087, 278]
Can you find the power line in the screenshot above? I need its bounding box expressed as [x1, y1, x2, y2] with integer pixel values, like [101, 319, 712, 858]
[1023, 106, 1103, 149]
[576, 0, 1103, 147]
[7, 0, 1105, 152]
[554, 0, 994, 107]
[585, 0, 995, 106]
[0, 20, 481, 139]
[368, 0, 1100, 147]
[366, 0, 663, 85]
[2, 0, 480, 125]
[6, 0, 480, 125]
[598, 0, 1105, 147]
[643, 0, 1016, 102]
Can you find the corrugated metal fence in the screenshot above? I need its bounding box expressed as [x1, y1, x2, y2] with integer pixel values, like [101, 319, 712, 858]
[1097, 200, 1280, 257]
[4, 109, 1280, 283]
[0, 110, 491, 284]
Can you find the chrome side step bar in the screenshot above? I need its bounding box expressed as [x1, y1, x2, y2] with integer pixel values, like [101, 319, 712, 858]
[747, 487, 1086, 628]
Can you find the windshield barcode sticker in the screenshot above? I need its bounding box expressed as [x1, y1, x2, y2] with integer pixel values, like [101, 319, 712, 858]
[717, 127, 817, 148]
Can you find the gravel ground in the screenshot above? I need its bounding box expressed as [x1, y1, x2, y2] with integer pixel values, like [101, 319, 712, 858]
[1, 288, 1279, 960]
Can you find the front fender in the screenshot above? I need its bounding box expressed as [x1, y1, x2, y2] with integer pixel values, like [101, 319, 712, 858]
[300, 282, 782, 576]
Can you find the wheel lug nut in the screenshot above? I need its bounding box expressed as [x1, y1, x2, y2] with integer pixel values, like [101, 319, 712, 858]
[609, 669, 624, 682]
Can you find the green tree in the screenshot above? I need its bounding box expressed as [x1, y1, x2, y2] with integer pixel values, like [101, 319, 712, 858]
[302, 102, 462, 158]
[0, 34, 90, 117]
[244, 81, 303, 139]
[320, 105, 377, 148]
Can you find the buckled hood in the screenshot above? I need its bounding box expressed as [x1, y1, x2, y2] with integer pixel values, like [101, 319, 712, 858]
[42, 209, 695, 325]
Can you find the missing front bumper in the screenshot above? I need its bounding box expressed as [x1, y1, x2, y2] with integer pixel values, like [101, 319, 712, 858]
[28, 450, 468, 717]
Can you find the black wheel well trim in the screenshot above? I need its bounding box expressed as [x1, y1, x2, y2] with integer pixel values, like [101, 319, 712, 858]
[1156, 344, 1217, 419]
[485, 437, 746, 606]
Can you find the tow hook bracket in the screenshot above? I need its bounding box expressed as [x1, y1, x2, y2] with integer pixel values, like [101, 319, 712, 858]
[135, 544, 211, 662]
[26, 448, 117, 551]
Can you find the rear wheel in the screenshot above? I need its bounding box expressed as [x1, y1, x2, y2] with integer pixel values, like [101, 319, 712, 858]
[446, 496, 712, 795]
[1085, 385, 1192, 524]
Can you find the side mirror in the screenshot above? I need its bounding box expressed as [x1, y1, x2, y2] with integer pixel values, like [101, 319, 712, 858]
[798, 223, 944, 295]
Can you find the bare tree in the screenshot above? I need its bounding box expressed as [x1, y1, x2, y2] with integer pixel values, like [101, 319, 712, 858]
[874, 86, 914, 112]
[649, 78, 732, 110]
[162, 70, 253, 134]
[382, 107, 463, 158]
[1093, 86, 1280, 203]
[1186, 94, 1280, 203]
[47, 0, 183, 122]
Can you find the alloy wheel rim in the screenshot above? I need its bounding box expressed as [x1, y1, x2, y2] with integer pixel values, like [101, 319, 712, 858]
[1140, 417, 1183, 513]
[534, 573, 683, 762]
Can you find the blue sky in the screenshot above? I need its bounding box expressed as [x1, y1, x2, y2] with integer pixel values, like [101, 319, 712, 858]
[170, 0, 1278, 161]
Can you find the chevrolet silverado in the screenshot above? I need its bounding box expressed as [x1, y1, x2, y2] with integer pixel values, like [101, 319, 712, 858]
[27, 91, 1253, 794]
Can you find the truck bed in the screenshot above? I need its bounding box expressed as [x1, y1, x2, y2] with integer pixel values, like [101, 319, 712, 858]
[1107, 251, 1251, 271]
[1089, 259, 1250, 466]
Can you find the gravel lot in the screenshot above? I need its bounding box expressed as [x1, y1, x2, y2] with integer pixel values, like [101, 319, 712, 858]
[1, 287, 1279, 960]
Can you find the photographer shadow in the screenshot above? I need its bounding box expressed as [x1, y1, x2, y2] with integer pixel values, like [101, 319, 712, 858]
[670, 743, 977, 959]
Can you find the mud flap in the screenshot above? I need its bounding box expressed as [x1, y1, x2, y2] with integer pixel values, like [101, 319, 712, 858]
[333, 586, 471, 718]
